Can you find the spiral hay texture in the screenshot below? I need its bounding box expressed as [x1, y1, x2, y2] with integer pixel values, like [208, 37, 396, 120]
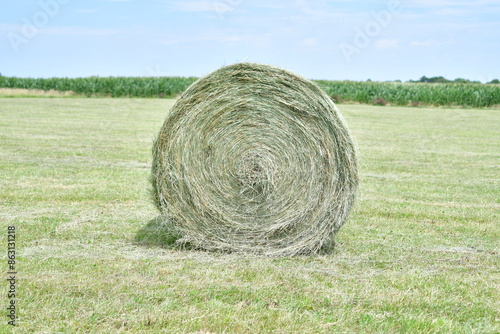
[151, 63, 358, 256]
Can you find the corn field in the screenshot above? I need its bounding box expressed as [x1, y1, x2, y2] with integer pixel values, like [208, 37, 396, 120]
[0, 76, 197, 98]
[316, 80, 500, 108]
[1, 76, 499, 107]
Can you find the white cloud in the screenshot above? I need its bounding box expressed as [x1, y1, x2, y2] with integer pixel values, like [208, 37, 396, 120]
[154, 33, 270, 47]
[375, 39, 399, 49]
[410, 39, 437, 47]
[407, 0, 500, 16]
[409, 0, 500, 7]
[302, 38, 318, 47]
[171, 1, 214, 12]
[170, 0, 236, 13]
[410, 39, 457, 47]
[75, 9, 99, 14]
[39, 26, 120, 36]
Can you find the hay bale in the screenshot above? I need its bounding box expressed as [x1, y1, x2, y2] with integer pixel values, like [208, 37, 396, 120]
[151, 63, 358, 256]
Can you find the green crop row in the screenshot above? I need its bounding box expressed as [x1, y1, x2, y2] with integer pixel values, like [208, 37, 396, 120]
[1, 75, 499, 107]
[315, 80, 500, 108]
[0, 76, 197, 98]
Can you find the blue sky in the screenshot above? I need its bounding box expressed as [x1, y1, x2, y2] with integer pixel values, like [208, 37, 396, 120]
[1, 0, 499, 82]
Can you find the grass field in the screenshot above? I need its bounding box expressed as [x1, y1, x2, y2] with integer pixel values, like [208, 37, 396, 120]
[0, 98, 498, 333]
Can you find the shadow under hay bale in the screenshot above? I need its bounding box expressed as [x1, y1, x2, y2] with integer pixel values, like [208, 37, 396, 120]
[150, 62, 358, 256]
[134, 216, 182, 248]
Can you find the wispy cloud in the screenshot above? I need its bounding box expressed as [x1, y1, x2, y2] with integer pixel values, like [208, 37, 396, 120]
[32, 26, 120, 36]
[297, 7, 348, 21]
[375, 39, 399, 49]
[155, 32, 270, 47]
[75, 9, 99, 14]
[302, 38, 318, 47]
[4, 24, 122, 36]
[410, 39, 438, 47]
[409, 39, 457, 47]
[170, 1, 223, 13]
[408, 0, 500, 7]
[407, 0, 500, 17]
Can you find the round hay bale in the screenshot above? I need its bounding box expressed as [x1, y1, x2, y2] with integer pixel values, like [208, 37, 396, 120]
[151, 63, 358, 256]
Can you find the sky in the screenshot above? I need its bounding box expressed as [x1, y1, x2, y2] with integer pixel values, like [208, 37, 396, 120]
[1, 0, 499, 82]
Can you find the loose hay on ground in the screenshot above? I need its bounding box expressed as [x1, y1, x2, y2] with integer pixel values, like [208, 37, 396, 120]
[151, 63, 358, 256]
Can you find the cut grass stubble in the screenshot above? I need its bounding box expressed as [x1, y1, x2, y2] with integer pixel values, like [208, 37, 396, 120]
[0, 98, 498, 333]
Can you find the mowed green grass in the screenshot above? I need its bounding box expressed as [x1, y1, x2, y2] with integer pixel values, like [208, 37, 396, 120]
[0, 98, 498, 333]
